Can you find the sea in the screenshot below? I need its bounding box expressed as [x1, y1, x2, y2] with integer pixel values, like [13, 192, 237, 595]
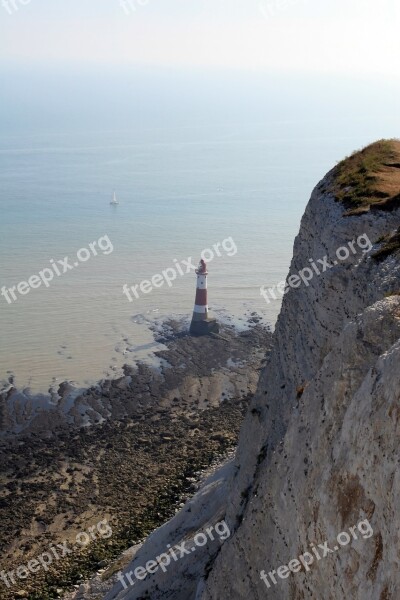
[1, 68, 399, 393]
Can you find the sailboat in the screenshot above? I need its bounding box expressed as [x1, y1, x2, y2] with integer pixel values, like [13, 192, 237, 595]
[110, 191, 119, 205]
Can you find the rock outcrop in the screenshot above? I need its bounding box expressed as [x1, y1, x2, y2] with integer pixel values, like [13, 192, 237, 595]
[105, 140, 400, 599]
[0, 324, 271, 600]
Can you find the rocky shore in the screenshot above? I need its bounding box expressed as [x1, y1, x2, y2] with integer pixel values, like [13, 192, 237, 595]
[0, 319, 271, 600]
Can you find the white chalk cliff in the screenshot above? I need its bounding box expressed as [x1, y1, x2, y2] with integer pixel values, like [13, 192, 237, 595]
[107, 143, 400, 600]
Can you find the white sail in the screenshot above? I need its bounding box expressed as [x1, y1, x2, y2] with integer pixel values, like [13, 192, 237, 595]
[110, 191, 119, 205]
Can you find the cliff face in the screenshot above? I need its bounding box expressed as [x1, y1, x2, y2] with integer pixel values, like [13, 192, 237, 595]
[199, 143, 400, 599]
[107, 141, 400, 600]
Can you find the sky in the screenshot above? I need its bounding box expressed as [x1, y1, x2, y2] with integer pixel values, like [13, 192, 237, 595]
[0, 0, 399, 77]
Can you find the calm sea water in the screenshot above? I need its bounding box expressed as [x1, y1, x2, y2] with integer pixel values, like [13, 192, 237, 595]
[0, 118, 398, 392]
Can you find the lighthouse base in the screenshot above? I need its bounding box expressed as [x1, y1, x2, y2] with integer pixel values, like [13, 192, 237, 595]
[189, 318, 219, 336]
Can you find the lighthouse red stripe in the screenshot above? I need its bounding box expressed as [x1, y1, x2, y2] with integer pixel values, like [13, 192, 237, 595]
[195, 288, 208, 305]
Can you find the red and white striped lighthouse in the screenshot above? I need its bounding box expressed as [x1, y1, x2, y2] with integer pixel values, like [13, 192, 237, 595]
[189, 258, 219, 335]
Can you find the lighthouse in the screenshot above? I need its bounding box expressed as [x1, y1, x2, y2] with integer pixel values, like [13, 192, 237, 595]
[189, 258, 219, 335]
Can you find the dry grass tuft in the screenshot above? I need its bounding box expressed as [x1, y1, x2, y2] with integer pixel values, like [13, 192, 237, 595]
[329, 139, 400, 215]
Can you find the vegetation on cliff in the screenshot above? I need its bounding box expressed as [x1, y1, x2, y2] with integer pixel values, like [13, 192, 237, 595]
[330, 139, 400, 215]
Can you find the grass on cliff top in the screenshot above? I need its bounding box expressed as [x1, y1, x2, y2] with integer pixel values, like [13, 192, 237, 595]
[330, 139, 400, 214]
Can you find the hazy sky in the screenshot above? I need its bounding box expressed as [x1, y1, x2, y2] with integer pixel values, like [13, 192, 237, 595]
[0, 0, 399, 77]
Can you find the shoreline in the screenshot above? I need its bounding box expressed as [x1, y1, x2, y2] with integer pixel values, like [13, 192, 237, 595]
[0, 307, 273, 399]
[0, 311, 272, 437]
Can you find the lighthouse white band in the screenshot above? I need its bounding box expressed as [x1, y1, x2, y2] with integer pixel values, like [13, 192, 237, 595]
[196, 275, 207, 289]
[193, 304, 208, 314]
